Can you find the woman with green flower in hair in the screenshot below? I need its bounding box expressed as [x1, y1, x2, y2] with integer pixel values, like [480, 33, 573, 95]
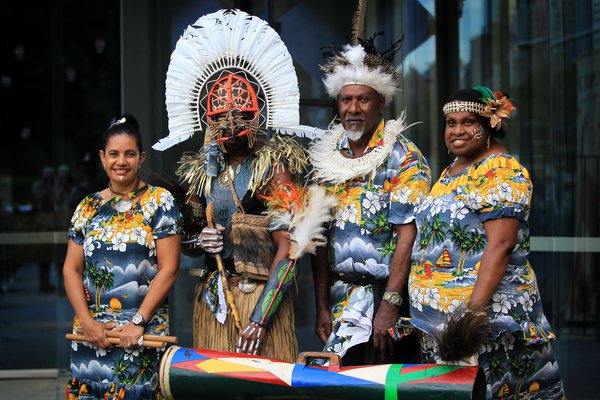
[408, 87, 566, 399]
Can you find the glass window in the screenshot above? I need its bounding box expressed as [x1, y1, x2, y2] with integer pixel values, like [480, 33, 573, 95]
[397, 1, 600, 398]
[0, 1, 120, 371]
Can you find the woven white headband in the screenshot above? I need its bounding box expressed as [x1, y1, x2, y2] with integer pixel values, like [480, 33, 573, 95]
[443, 101, 486, 116]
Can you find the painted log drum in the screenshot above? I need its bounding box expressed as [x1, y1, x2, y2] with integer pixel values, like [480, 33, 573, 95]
[159, 346, 486, 400]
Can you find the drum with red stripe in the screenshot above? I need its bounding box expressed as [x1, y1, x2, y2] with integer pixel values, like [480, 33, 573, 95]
[159, 346, 486, 400]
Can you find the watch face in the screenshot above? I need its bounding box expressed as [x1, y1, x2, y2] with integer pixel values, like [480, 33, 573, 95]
[384, 292, 401, 306]
[132, 313, 143, 325]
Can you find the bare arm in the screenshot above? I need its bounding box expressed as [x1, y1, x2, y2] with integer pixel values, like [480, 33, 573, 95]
[372, 221, 416, 359]
[311, 241, 332, 344]
[63, 240, 115, 348]
[270, 229, 290, 271]
[118, 234, 181, 348]
[467, 217, 519, 311]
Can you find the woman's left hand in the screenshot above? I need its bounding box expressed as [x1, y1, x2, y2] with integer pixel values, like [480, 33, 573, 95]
[115, 322, 145, 349]
[236, 321, 266, 355]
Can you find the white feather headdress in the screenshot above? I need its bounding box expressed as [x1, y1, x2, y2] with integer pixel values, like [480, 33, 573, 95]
[321, 44, 399, 104]
[153, 9, 304, 151]
[319, 0, 402, 104]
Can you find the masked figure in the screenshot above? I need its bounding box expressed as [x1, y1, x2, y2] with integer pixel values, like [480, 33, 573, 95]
[153, 9, 320, 362]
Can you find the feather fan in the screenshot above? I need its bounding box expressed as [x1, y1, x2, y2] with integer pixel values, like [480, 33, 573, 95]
[288, 185, 337, 259]
[435, 305, 491, 363]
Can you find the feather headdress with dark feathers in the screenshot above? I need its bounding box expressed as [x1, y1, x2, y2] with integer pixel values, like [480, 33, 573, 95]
[320, 0, 404, 103]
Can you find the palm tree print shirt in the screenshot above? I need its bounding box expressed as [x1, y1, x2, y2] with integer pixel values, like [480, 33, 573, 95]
[314, 121, 431, 359]
[409, 153, 556, 346]
[66, 186, 182, 399]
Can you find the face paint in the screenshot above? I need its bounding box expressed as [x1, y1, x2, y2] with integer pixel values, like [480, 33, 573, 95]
[206, 74, 260, 152]
[469, 125, 485, 140]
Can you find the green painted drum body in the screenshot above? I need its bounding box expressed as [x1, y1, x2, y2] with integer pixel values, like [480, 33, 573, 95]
[159, 346, 486, 400]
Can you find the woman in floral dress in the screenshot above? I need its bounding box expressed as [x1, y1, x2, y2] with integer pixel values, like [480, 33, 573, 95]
[409, 87, 566, 399]
[63, 114, 182, 399]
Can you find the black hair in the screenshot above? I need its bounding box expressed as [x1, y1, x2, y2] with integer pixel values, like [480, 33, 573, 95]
[101, 113, 143, 151]
[445, 88, 507, 139]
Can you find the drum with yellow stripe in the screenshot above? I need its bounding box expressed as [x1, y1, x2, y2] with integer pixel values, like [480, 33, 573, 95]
[159, 346, 485, 400]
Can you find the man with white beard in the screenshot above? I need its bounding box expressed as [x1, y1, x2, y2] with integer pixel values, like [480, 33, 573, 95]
[309, 38, 431, 366]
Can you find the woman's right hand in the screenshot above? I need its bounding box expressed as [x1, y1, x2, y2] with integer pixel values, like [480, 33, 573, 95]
[79, 319, 115, 349]
[197, 224, 225, 253]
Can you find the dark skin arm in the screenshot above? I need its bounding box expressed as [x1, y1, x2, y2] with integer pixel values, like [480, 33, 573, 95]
[236, 164, 294, 354]
[372, 221, 416, 360]
[467, 217, 519, 311]
[311, 239, 333, 344]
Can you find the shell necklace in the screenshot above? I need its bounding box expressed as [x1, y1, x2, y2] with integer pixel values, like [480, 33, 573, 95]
[109, 178, 148, 212]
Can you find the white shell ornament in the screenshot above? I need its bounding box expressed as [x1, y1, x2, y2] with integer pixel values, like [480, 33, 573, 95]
[114, 199, 132, 213]
[238, 277, 257, 294]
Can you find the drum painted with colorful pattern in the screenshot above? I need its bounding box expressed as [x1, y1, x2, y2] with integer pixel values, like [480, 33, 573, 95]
[159, 347, 486, 400]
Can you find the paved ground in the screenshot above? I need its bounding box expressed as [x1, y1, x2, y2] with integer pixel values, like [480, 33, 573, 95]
[0, 371, 67, 400]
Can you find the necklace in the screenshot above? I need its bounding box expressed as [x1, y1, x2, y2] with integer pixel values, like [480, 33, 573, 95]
[310, 118, 406, 184]
[109, 177, 140, 198]
[108, 178, 148, 212]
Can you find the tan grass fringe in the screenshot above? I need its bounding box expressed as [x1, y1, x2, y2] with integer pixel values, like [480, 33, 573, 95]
[230, 213, 274, 280]
[193, 279, 298, 363]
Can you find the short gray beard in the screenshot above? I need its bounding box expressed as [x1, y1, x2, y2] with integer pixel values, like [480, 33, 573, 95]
[346, 129, 364, 141]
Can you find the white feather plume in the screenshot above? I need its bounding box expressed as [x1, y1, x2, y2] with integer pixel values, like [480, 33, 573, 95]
[343, 44, 366, 67]
[287, 185, 337, 260]
[321, 44, 398, 104]
[309, 115, 421, 184]
[153, 9, 300, 150]
[273, 125, 327, 140]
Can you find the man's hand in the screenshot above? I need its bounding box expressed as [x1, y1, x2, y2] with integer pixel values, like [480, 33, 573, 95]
[372, 301, 399, 360]
[236, 321, 266, 355]
[315, 309, 332, 344]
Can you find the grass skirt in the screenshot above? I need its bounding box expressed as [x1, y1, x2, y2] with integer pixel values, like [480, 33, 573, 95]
[193, 279, 298, 363]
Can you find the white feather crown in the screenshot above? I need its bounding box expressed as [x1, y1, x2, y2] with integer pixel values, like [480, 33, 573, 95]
[153, 9, 300, 150]
[321, 43, 399, 104]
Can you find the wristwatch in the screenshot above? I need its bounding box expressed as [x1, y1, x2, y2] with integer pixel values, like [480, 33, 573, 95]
[383, 291, 403, 308]
[131, 312, 147, 328]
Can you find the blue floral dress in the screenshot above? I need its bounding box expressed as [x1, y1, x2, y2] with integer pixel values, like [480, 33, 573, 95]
[65, 186, 182, 400]
[409, 153, 565, 399]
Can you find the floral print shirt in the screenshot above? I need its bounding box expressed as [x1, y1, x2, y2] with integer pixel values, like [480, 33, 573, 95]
[66, 186, 182, 399]
[409, 153, 556, 346]
[313, 119, 431, 358]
